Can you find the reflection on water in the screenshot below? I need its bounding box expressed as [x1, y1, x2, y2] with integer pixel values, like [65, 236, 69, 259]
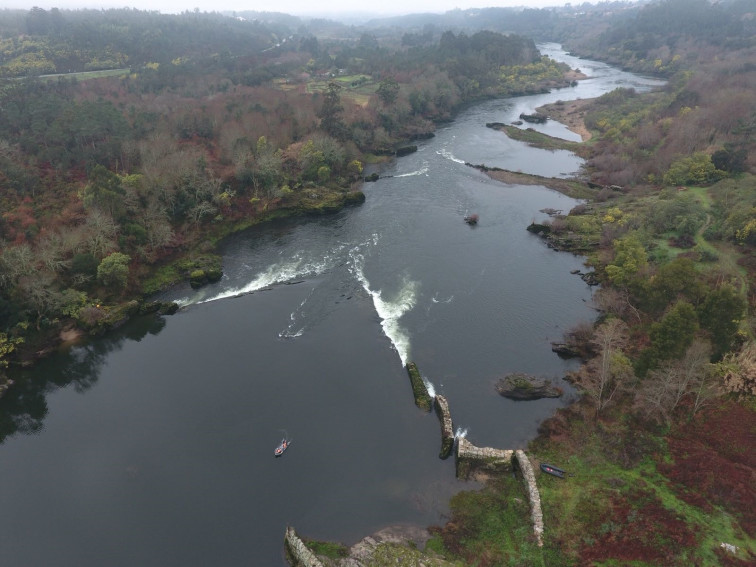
[0, 314, 166, 444]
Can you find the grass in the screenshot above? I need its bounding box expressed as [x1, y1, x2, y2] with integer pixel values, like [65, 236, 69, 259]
[436, 474, 569, 566]
[305, 76, 378, 107]
[497, 124, 586, 155]
[303, 538, 349, 559]
[526, 403, 756, 566]
[38, 68, 130, 82]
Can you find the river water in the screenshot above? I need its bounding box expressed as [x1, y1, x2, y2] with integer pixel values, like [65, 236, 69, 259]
[0, 45, 663, 566]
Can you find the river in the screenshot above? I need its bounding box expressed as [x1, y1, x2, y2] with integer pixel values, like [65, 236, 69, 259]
[0, 45, 663, 566]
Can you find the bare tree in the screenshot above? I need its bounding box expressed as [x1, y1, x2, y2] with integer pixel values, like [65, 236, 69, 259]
[636, 340, 716, 424]
[37, 233, 70, 273]
[84, 210, 118, 259]
[0, 243, 36, 288]
[575, 318, 633, 417]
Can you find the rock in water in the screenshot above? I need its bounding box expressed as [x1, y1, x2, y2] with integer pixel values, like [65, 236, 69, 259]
[495, 373, 563, 401]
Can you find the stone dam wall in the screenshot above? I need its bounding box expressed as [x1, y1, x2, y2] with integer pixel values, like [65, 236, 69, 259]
[285, 526, 324, 567]
[285, 362, 548, 564]
[515, 450, 544, 547]
[434, 395, 454, 459]
[455, 437, 514, 478]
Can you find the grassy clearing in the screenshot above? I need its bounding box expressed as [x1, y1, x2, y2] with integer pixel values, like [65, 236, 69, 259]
[434, 473, 571, 566]
[305, 76, 377, 106]
[38, 68, 130, 82]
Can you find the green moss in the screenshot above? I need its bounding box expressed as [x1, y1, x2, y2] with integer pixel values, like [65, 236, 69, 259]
[406, 361, 433, 411]
[303, 539, 349, 559]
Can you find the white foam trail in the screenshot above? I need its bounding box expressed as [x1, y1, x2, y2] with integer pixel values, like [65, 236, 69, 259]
[454, 427, 468, 439]
[422, 377, 436, 399]
[278, 287, 317, 339]
[437, 148, 466, 164]
[187, 245, 344, 305]
[279, 328, 304, 339]
[349, 248, 417, 366]
[394, 165, 429, 178]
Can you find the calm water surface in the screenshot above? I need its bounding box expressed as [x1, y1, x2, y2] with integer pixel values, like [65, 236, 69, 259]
[0, 46, 663, 566]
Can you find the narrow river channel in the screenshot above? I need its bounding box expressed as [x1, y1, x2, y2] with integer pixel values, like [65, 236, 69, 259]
[0, 45, 663, 566]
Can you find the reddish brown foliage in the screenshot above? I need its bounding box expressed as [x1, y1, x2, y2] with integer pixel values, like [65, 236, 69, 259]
[580, 488, 698, 564]
[659, 401, 756, 535]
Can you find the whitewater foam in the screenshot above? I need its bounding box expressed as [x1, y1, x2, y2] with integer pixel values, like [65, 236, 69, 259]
[180, 244, 346, 306]
[422, 377, 437, 399]
[394, 164, 429, 178]
[348, 247, 418, 366]
[437, 148, 466, 164]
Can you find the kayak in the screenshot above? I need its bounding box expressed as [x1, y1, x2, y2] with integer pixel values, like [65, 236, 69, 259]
[540, 463, 566, 478]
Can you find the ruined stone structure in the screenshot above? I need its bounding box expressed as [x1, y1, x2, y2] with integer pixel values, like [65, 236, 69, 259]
[515, 450, 544, 546]
[284, 365, 548, 565]
[405, 362, 432, 411]
[285, 526, 325, 567]
[455, 437, 514, 479]
[434, 395, 454, 459]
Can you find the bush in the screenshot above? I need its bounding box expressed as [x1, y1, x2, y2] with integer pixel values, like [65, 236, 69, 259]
[663, 153, 725, 186]
[97, 253, 130, 290]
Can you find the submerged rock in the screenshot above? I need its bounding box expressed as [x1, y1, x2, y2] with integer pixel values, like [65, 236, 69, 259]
[495, 373, 563, 401]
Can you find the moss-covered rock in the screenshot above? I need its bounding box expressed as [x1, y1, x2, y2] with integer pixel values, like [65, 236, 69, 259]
[495, 373, 563, 400]
[406, 361, 433, 412]
[395, 145, 418, 157]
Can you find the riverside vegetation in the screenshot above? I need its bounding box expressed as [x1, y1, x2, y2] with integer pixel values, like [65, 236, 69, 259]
[1, 1, 755, 565]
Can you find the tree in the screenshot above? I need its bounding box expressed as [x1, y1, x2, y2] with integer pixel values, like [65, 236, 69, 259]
[317, 82, 346, 140]
[575, 318, 633, 417]
[648, 300, 699, 362]
[719, 341, 756, 398]
[0, 332, 23, 381]
[711, 144, 747, 174]
[605, 235, 648, 287]
[85, 210, 118, 259]
[638, 257, 706, 314]
[663, 153, 724, 186]
[377, 78, 400, 106]
[82, 165, 126, 218]
[636, 340, 714, 424]
[97, 252, 130, 290]
[698, 283, 746, 357]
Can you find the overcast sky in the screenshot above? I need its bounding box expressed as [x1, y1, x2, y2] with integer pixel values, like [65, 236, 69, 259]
[3, 1, 579, 18]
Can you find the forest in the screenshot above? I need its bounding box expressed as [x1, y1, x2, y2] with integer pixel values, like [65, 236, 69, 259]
[0, 0, 755, 565]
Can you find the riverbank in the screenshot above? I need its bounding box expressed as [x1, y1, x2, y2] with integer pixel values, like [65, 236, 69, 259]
[536, 97, 595, 142]
[468, 163, 596, 200]
[0, 186, 366, 391]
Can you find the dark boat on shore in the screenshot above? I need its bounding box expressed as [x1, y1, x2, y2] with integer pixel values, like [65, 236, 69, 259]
[274, 438, 290, 457]
[540, 463, 566, 478]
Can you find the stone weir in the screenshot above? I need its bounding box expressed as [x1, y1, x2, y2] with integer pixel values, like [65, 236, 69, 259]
[515, 450, 544, 547]
[434, 395, 455, 459]
[285, 527, 324, 567]
[405, 362, 433, 412]
[455, 437, 514, 479]
[282, 363, 546, 565]
[455, 439, 544, 546]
